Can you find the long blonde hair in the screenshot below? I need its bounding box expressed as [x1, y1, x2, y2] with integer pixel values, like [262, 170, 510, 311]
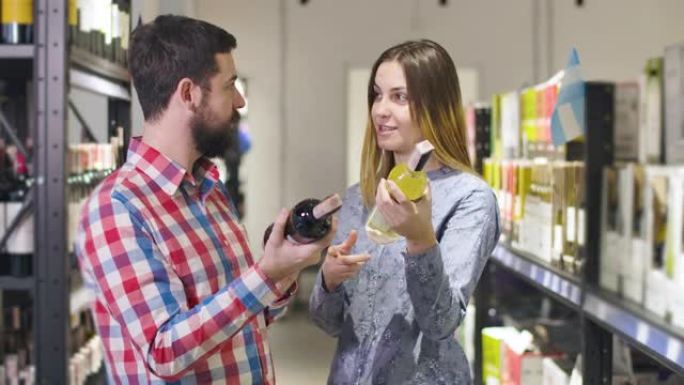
[360, 39, 474, 208]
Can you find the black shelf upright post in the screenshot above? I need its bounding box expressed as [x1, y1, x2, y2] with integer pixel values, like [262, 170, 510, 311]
[34, 0, 69, 383]
[580, 82, 616, 385]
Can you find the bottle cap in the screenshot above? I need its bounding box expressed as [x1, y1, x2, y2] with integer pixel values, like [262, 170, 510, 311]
[313, 193, 342, 219]
[407, 140, 435, 171]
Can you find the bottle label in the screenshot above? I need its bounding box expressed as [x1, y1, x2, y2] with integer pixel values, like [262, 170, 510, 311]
[6, 203, 34, 254]
[69, 0, 78, 26]
[1, 0, 33, 24]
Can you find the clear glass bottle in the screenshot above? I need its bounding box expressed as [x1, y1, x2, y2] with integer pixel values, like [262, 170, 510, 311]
[365, 140, 434, 244]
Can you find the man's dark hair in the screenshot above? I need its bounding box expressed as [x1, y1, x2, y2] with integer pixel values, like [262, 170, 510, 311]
[129, 15, 237, 121]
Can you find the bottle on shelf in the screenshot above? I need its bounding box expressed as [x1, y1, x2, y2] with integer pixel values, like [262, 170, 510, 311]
[69, 309, 103, 385]
[2, 301, 33, 385]
[68, 0, 78, 47]
[5, 171, 31, 278]
[1, 0, 33, 44]
[111, 0, 122, 64]
[365, 140, 435, 244]
[262, 194, 342, 246]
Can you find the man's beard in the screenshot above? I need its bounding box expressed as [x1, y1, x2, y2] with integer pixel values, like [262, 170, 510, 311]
[190, 104, 238, 159]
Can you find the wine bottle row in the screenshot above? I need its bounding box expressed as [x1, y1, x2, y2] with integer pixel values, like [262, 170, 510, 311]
[0, 293, 34, 385]
[0, 138, 31, 278]
[71, 0, 131, 66]
[1, 0, 131, 68]
[69, 310, 102, 385]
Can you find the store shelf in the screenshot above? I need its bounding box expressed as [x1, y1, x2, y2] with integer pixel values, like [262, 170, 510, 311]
[490, 244, 583, 309]
[0, 45, 34, 59]
[70, 46, 129, 83]
[0, 276, 34, 291]
[584, 289, 684, 375]
[70, 68, 131, 101]
[70, 285, 93, 316]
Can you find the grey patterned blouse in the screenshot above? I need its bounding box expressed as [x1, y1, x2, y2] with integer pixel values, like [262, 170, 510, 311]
[309, 167, 501, 385]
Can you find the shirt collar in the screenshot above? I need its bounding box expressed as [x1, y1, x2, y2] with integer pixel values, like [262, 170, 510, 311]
[126, 137, 220, 197]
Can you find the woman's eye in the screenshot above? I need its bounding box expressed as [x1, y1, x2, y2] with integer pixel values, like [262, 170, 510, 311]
[395, 93, 408, 102]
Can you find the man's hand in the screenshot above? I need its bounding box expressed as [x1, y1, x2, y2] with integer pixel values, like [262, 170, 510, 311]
[258, 209, 336, 282]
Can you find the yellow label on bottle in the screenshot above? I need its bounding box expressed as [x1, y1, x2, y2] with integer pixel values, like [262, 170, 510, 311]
[69, 0, 78, 26]
[388, 163, 428, 201]
[1, 0, 33, 25]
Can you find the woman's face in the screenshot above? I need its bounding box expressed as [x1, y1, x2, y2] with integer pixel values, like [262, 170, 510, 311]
[371, 60, 422, 157]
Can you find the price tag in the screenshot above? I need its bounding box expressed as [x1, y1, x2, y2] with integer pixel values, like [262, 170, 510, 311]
[636, 322, 650, 345]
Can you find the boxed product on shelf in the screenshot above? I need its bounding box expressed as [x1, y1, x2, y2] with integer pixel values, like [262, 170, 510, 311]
[601, 163, 660, 302]
[669, 169, 684, 328]
[502, 161, 518, 241]
[483, 326, 520, 385]
[626, 165, 647, 304]
[467, 104, 492, 174]
[502, 329, 567, 385]
[513, 160, 533, 247]
[639, 58, 664, 164]
[519, 161, 554, 264]
[562, 162, 584, 273]
[542, 357, 574, 385]
[552, 163, 568, 268]
[601, 165, 627, 293]
[502, 330, 540, 385]
[484, 158, 584, 274]
[501, 91, 521, 160]
[664, 42, 684, 165]
[643, 166, 673, 317]
[614, 82, 641, 162]
[492, 94, 503, 160]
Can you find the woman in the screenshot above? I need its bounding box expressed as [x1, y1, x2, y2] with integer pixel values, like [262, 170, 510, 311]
[309, 39, 501, 384]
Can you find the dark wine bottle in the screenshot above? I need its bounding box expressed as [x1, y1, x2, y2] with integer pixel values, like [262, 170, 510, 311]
[6, 171, 32, 277]
[1, 0, 33, 44]
[263, 194, 342, 246]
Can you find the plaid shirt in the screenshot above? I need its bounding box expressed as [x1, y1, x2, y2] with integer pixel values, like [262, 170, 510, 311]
[75, 137, 291, 384]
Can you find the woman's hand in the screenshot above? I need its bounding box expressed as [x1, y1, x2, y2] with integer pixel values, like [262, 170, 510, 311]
[376, 178, 437, 254]
[321, 230, 371, 292]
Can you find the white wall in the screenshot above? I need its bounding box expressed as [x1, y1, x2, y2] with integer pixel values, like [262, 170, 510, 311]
[67, 89, 109, 144]
[197, 0, 684, 247]
[550, 0, 684, 82]
[345, 68, 371, 187]
[129, 0, 198, 137]
[282, 0, 535, 208]
[197, 0, 285, 248]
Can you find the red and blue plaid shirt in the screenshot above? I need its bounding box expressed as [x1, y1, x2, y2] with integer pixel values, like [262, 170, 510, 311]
[76, 137, 291, 384]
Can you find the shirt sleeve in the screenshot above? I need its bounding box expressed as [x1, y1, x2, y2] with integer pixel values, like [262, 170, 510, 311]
[404, 187, 500, 340]
[264, 281, 299, 325]
[76, 194, 281, 381]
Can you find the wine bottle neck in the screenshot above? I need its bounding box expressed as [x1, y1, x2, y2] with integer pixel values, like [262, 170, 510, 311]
[312, 194, 342, 220]
[406, 140, 435, 171]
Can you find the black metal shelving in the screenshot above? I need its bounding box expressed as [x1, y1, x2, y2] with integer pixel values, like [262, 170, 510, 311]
[0, 1, 131, 383]
[486, 244, 684, 377]
[475, 81, 684, 384]
[0, 45, 34, 59]
[0, 276, 34, 291]
[490, 245, 582, 309]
